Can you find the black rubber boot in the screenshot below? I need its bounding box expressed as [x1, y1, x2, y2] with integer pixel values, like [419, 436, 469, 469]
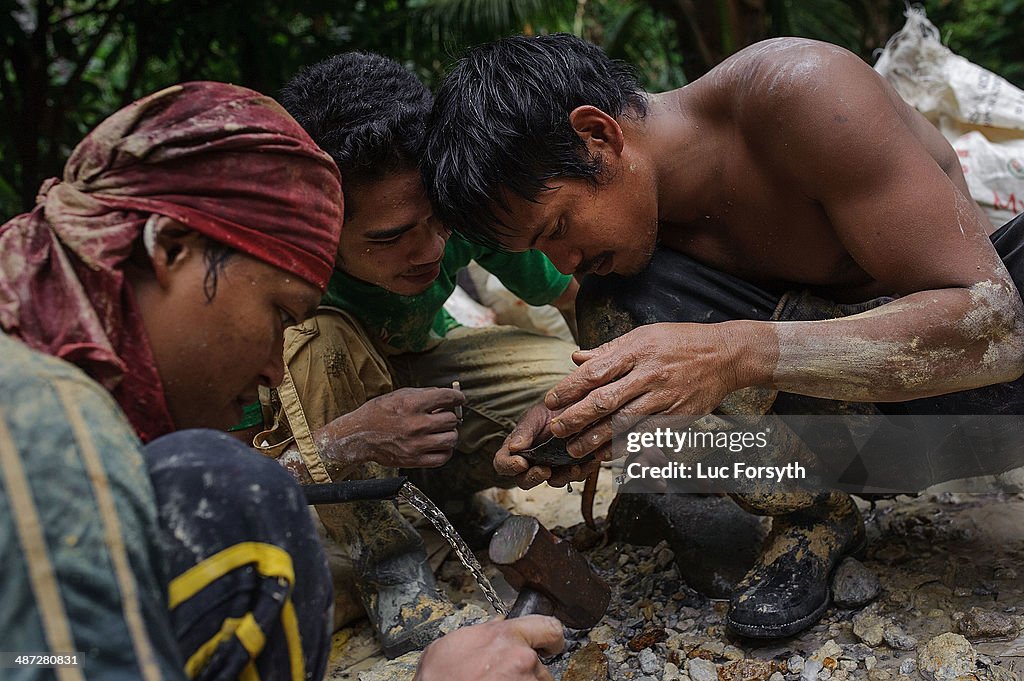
[727, 492, 865, 639]
[317, 490, 454, 660]
[437, 492, 512, 551]
[354, 532, 454, 659]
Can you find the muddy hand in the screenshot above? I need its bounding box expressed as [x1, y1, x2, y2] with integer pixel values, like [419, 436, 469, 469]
[336, 387, 465, 469]
[413, 616, 564, 681]
[496, 403, 600, 490]
[544, 322, 740, 456]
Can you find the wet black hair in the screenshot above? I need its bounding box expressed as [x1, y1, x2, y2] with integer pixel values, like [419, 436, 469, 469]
[422, 33, 647, 248]
[280, 52, 432, 193]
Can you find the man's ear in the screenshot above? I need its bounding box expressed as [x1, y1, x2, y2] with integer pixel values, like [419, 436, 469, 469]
[146, 217, 204, 290]
[568, 106, 625, 156]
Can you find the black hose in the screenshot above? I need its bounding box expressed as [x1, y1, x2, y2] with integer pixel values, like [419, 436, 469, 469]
[301, 476, 408, 505]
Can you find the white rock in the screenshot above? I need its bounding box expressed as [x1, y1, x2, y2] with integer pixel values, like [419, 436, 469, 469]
[639, 648, 660, 675]
[883, 624, 918, 651]
[663, 661, 682, 681]
[788, 655, 805, 673]
[588, 624, 617, 644]
[810, 639, 843, 663]
[865, 656, 877, 670]
[687, 657, 719, 681]
[802, 659, 823, 681]
[917, 633, 977, 681]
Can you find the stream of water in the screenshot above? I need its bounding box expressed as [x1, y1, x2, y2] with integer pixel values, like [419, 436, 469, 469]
[398, 481, 509, 617]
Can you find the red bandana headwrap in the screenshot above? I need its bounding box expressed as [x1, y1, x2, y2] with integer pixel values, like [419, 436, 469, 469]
[0, 82, 343, 442]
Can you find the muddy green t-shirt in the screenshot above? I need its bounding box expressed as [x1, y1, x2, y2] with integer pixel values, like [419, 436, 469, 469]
[321, 234, 571, 354]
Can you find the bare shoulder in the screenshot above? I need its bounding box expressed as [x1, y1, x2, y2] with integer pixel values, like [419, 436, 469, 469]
[702, 38, 882, 118]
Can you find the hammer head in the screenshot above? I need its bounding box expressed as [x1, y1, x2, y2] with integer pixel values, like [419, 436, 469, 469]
[488, 515, 610, 629]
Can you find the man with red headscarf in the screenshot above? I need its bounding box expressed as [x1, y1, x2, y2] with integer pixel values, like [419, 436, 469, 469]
[0, 82, 563, 681]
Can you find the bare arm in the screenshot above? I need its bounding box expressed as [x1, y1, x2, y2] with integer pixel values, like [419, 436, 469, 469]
[277, 387, 466, 484]
[737, 44, 1024, 401]
[542, 41, 1024, 457]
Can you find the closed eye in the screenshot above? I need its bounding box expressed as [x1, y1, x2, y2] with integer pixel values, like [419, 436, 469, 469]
[279, 308, 298, 328]
[366, 222, 416, 245]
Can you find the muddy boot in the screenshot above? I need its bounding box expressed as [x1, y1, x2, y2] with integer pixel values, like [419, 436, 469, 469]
[727, 491, 865, 639]
[354, 533, 454, 659]
[318, 493, 454, 659]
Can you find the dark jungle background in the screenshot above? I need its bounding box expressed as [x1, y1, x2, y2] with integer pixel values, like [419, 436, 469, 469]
[2, 0, 1021, 217]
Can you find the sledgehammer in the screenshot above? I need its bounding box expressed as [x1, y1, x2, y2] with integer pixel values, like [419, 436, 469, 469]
[488, 515, 611, 629]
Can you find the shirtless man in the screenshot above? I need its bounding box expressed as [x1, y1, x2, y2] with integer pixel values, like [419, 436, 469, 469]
[421, 34, 1024, 637]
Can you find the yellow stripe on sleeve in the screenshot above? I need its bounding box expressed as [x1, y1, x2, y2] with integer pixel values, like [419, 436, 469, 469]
[168, 542, 294, 609]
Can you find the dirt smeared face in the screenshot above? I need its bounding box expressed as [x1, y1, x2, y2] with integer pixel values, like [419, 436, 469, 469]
[490, 173, 659, 278]
[140, 242, 320, 431]
[337, 169, 449, 296]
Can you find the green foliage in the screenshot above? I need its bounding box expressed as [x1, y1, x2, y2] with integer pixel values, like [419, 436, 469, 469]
[0, 0, 1021, 219]
[922, 0, 1024, 88]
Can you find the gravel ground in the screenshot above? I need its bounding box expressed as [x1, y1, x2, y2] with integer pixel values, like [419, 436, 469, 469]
[327, 471, 1024, 681]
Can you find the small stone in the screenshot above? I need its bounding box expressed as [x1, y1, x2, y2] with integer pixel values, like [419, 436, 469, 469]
[589, 624, 617, 645]
[769, 674, 785, 681]
[838, 661, 857, 672]
[656, 548, 676, 569]
[606, 643, 628, 664]
[832, 558, 882, 608]
[956, 607, 1020, 640]
[810, 640, 843, 663]
[718, 660, 776, 681]
[867, 670, 891, 681]
[687, 657, 719, 681]
[629, 628, 669, 652]
[831, 670, 848, 681]
[702, 641, 726, 656]
[898, 659, 916, 675]
[356, 652, 419, 681]
[663, 661, 682, 681]
[864, 656, 877, 670]
[802, 659, 823, 681]
[844, 644, 874, 662]
[853, 610, 887, 647]
[639, 648, 661, 675]
[818, 668, 832, 681]
[788, 655, 805, 673]
[917, 633, 977, 681]
[882, 624, 917, 651]
[564, 642, 609, 681]
[722, 645, 744, 661]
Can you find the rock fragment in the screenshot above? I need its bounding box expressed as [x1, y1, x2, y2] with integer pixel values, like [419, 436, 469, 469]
[917, 633, 977, 681]
[832, 557, 881, 608]
[955, 607, 1019, 640]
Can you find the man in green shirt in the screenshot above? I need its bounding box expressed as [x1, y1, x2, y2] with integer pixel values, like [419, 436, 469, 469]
[242, 53, 580, 658]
